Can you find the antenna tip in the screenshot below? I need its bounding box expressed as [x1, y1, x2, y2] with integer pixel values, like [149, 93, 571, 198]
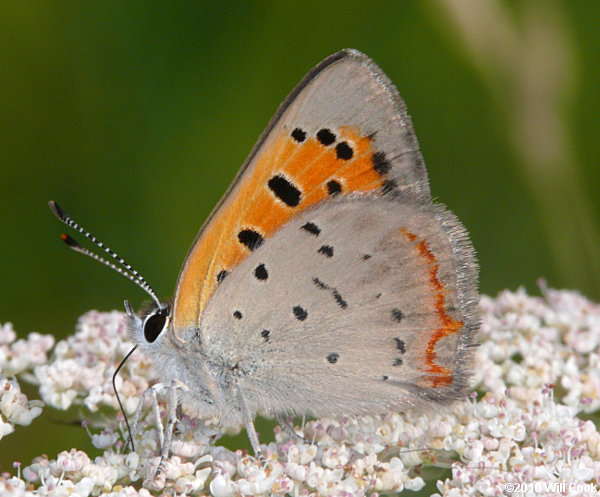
[60, 233, 80, 248]
[48, 201, 66, 221]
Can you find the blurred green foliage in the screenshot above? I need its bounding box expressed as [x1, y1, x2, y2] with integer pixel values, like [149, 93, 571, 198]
[1, 0, 598, 475]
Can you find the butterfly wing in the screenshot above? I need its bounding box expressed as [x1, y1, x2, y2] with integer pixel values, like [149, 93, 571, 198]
[199, 194, 478, 417]
[172, 49, 431, 335]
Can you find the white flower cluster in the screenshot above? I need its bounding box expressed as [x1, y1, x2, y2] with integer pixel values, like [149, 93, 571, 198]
[0, 284, 598, 496]
[34, 311, 153, 415]
[476, 283, 600, 413]
[0, 322, 52, 439]
[436, 388, 600, 496]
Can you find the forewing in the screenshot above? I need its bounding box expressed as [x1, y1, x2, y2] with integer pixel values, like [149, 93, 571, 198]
[172, 49, 430, 334]
[200, 194, 479, 417]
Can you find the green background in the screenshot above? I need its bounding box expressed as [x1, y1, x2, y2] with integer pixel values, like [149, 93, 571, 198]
[1, 0, 599, 482]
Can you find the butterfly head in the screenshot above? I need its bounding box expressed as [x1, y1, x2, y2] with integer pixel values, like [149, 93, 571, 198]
[48, 201, 180, 353]
[124, 299, 171, 348]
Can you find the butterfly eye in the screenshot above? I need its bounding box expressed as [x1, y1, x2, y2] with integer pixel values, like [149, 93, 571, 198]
[143, 311, 167, 343]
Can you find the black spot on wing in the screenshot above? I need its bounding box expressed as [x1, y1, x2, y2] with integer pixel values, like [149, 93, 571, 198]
[291, 128, 306, 142]
[254, 263, 269, 281]
[318, 245, 334, 258]
[301, 222, 320, 236]
[326, 180, 342, 196]
[327, 353, 339, 364]
[394, 338, 406, 354]
[391, 309, 403, 322]
[335, 142, 353, 160]
[238, 229, 264, 251]
[233, 310, 243, 320]
[268, 174, 301, 207]
[381, 179, 397, 195]
[293, 306, 308, 321]
[312, 277, 348, 309]
[392, 358, 403, 366]
[332, 290, 348, 309]
[372, 151, 391, 175]
[316, 128, 336, 146]
[261, 329, 271, 342]
[216, 270, 229, 284]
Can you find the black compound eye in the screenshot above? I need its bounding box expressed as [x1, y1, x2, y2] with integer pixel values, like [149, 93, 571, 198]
[143, 312, 167, 343]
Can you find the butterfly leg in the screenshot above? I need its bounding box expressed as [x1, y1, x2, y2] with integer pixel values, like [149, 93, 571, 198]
[129, 382, 163, 451]
[235, 387, 262, 458]
[154, 381, 179, 478]
[151, 386, 165, 448]
[134, 381, 187, 481]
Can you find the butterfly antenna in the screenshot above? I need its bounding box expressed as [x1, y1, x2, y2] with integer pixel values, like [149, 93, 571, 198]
[58, 232, 157, 301]
[48, 201, 161, 306]
[112, 345, 138, 451]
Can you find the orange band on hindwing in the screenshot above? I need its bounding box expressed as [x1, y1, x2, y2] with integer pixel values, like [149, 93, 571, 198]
[400, 228, 463, 387]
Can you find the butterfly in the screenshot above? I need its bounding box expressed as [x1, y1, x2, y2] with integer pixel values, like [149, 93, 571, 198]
[50, 49, 479, 463]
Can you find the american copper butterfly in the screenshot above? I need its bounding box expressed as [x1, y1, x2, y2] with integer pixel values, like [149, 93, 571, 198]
[50, 49, 479, 462]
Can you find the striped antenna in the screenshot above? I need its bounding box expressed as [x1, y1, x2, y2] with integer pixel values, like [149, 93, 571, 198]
[48, 201, 161, 306]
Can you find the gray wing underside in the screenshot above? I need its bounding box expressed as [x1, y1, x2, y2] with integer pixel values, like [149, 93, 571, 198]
[200, 194, 479, 418]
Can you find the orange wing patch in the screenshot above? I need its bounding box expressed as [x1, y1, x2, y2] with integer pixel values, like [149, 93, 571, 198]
[174, 126, 392, 331]
[400, 228, 463, 388]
